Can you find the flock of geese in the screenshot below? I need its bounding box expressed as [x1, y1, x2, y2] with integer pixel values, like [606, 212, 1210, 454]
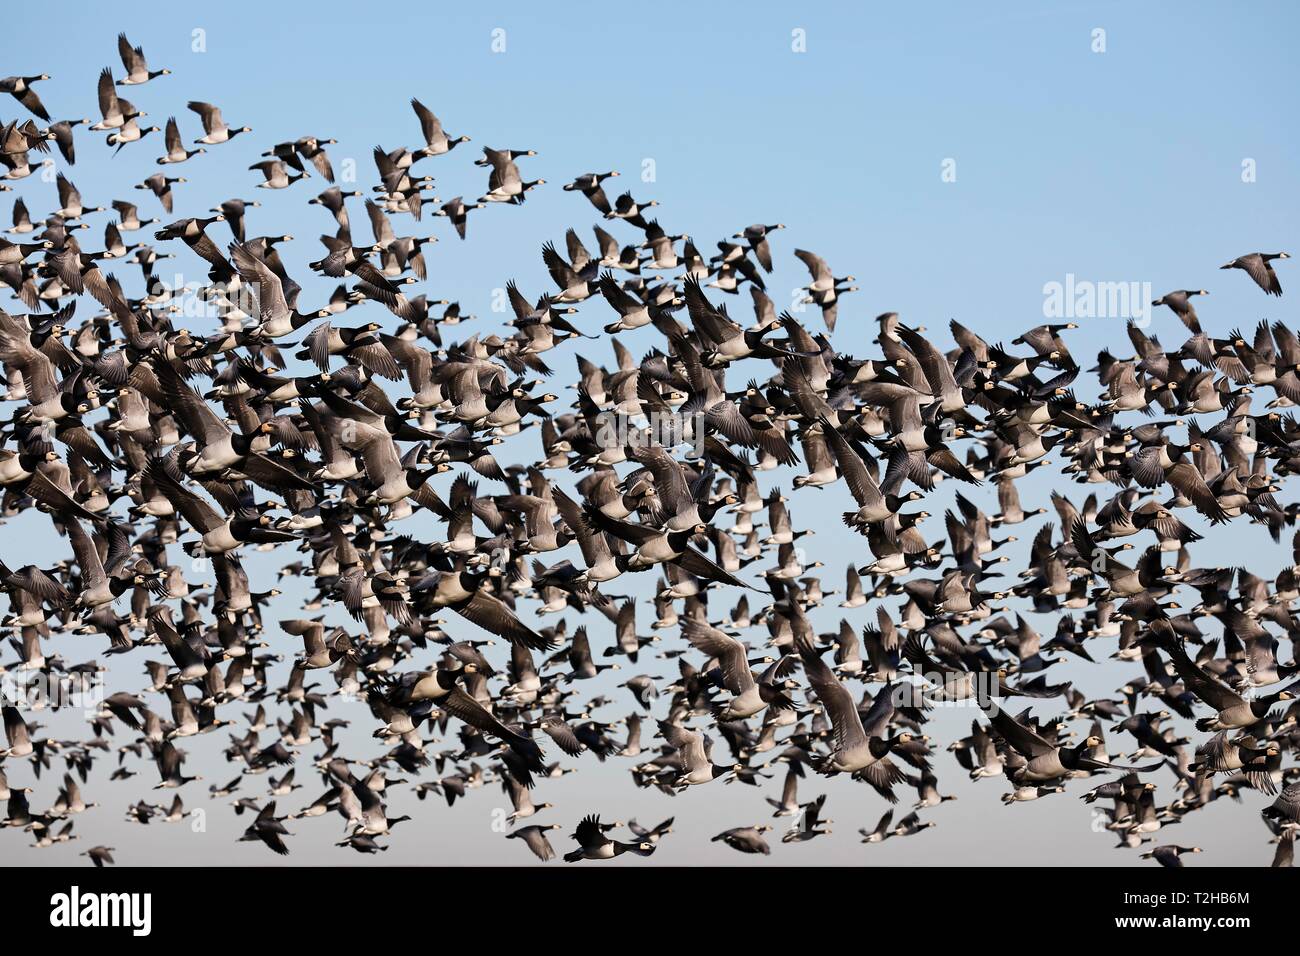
[2, 34, 1298, 867]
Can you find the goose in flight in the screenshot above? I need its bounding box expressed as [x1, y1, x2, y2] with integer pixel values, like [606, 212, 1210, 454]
[1221, 251, 1289, 296]
[563, 814, 655, 861]
[117, 33, 171, 85]
[187, 100, 252, 144]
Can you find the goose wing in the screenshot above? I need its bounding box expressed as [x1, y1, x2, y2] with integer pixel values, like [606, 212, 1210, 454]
[455, 589, 555, 651]
[682, 617, 755, 695]
[796, 636, 866, 751]
[657, 719, 709, 772]
[819, 416, 884, 510]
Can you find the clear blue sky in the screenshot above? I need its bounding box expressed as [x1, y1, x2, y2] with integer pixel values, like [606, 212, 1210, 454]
[3, 1, 1297, 866]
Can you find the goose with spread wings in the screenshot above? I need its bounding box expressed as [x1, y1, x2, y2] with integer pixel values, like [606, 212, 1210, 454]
[146, 458, 296, 556]
[588, 508, 758, 592]
[563, 814, 654, 862]
[63, 517, 164, 608]
[654, 719, 740, 788]
[394, 661, 546, 783]
[902, 634, 1067, 704]
[683, 617, 796, 720]
[230, 241, 329, 339]
[1149, 619, 1297, 731]
[412, 562, 555, 651]
[148, 358, 312, 492]
[682, 276, 803, 366]
[985, 703, 1163, 784]
[1221, 251, 1289, 297]
[795, 634, 910, 801]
